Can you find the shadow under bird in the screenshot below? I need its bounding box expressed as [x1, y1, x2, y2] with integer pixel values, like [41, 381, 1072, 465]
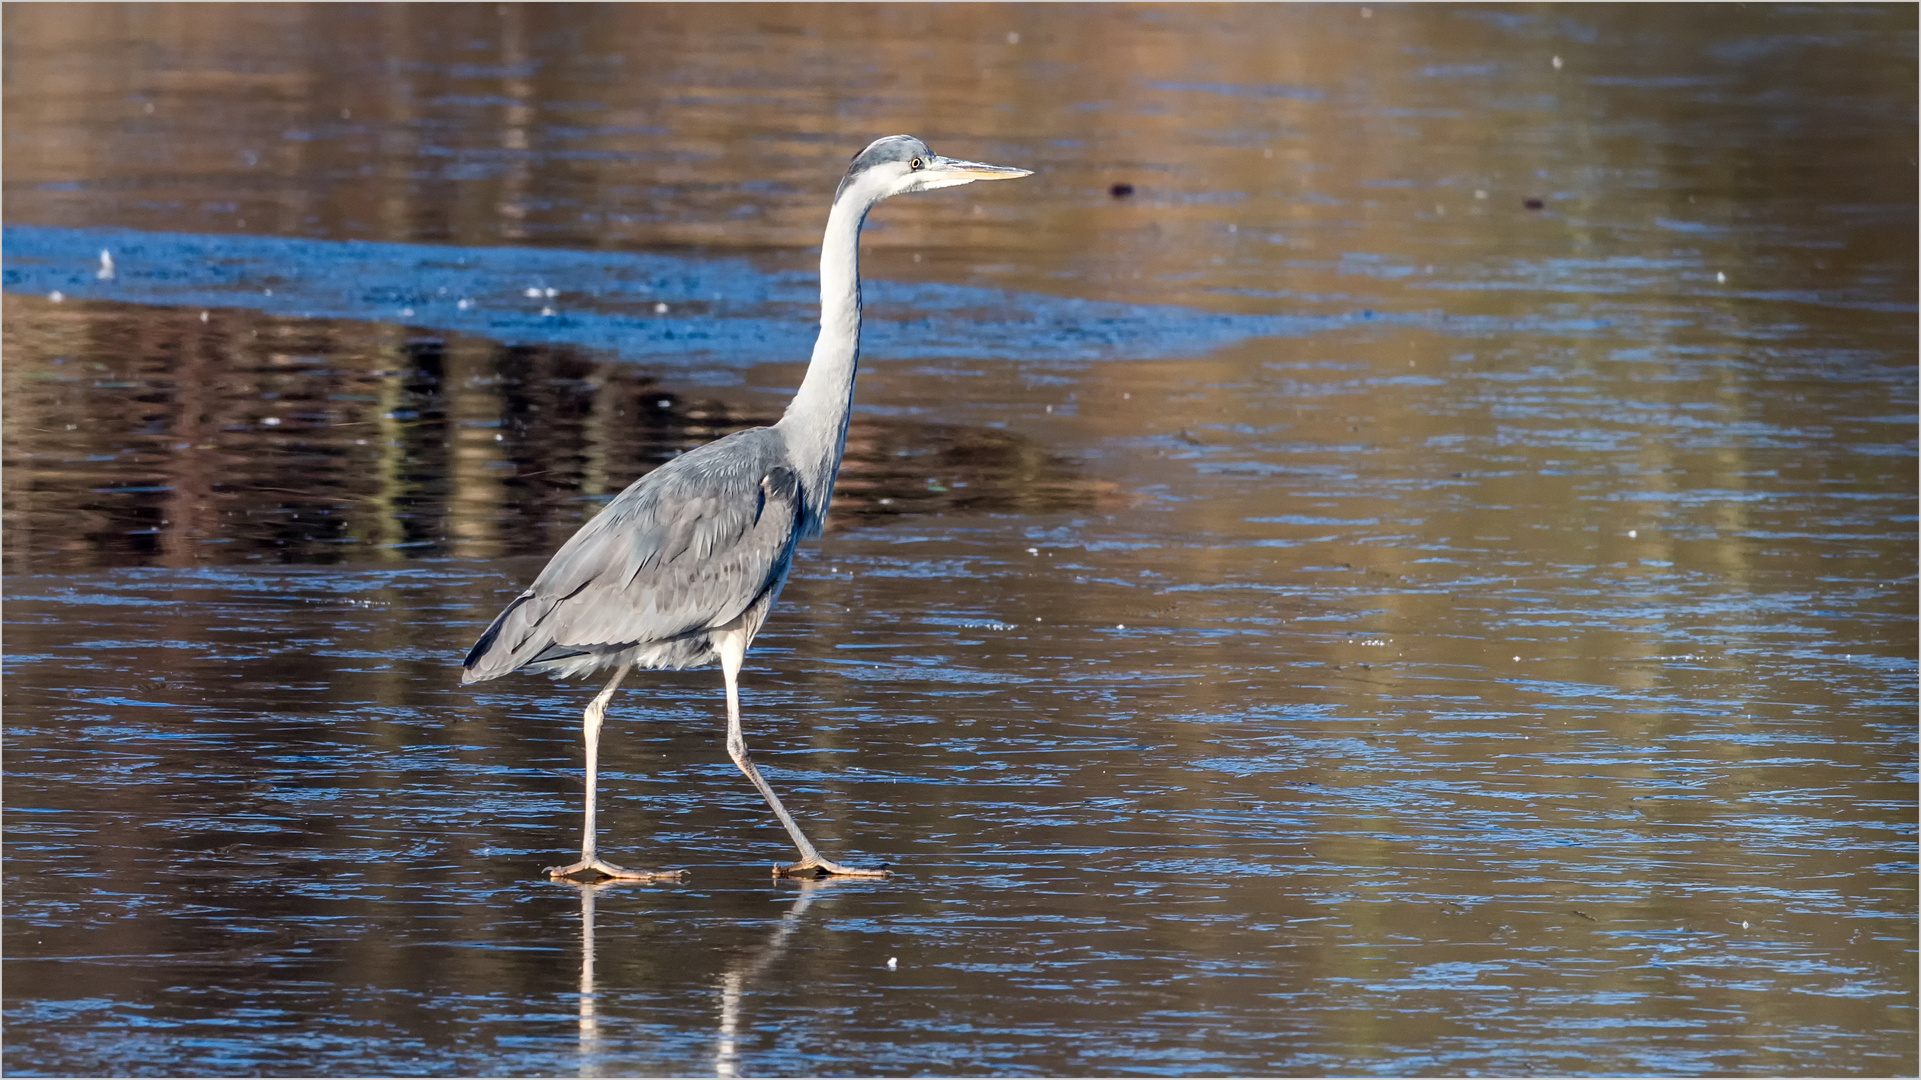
[462, 135, 1032, 880]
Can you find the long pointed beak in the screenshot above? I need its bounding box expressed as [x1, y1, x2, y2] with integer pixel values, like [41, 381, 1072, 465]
[927, 156, 1033, 183]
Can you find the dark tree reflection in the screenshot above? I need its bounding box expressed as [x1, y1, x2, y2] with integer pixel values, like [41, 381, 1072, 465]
[2, 296, 1103, 574]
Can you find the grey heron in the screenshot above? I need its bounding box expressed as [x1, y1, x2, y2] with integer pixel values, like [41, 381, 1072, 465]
[462, 136, 1031, 880]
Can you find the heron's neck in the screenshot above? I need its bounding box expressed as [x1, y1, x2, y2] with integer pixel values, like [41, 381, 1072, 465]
[779, 190, 874, 533]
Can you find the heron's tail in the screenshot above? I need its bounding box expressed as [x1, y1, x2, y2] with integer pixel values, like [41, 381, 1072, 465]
[462, 592, 553, 683]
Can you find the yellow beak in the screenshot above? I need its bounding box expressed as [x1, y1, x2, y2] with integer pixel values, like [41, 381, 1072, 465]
[928, 156, 1034, 182]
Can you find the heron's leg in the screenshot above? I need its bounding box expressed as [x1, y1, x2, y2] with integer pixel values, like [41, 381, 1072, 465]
[714, 629, 889, 879]
[547, 664, 684, 882]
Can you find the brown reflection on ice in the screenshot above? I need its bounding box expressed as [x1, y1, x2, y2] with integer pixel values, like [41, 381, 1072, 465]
[6, 4, 1910, 316]
[1, 294, 1104, 574]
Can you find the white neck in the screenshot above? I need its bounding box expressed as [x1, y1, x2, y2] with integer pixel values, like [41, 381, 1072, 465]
[776, 181, 879, 536]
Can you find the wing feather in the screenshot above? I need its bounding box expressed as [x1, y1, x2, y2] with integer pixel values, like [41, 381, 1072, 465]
[462, 427, 803, 682]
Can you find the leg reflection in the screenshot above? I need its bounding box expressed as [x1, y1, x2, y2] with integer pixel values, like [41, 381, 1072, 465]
[715, 878, 850, 1078]
[575, 880, 613, 1075]
[572, 877, 674, 1075]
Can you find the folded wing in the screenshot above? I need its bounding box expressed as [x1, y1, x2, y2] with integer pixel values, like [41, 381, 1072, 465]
[462, 427, 803, 682]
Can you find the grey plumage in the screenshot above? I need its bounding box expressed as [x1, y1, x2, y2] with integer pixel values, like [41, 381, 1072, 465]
[834, 134, 930, 202]
[463, 428, 802, 681]
[461, 135, 1031, 881]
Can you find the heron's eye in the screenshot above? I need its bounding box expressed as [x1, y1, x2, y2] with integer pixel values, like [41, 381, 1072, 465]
[910, 157, 924, 171]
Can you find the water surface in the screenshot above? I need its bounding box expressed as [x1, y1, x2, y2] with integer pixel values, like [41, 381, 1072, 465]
[4, 4, 1915, 1075]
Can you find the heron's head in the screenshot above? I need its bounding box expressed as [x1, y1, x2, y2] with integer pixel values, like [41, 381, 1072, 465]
[834, 135, 1031, 207]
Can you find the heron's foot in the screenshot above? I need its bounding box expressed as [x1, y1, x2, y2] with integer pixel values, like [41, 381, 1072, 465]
[546, 856, 687, 882]
[775, 855, 891, 879]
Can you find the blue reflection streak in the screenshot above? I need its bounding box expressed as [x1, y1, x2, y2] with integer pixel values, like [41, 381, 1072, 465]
[2, 224, 1612, 370]
[3, 223, 1345, 367]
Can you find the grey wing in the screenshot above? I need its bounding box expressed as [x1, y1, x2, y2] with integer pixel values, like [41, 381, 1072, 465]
[462, 428, 803, 682]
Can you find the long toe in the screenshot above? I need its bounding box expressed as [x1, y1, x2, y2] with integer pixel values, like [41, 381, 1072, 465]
[547, 858, 687, 882]
[776, 857, 891, 879]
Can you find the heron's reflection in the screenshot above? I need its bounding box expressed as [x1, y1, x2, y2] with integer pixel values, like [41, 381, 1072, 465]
[715, 877, 848, 1078]
[571, 880, 618, 1075]
[568, 875, 853, 1078]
